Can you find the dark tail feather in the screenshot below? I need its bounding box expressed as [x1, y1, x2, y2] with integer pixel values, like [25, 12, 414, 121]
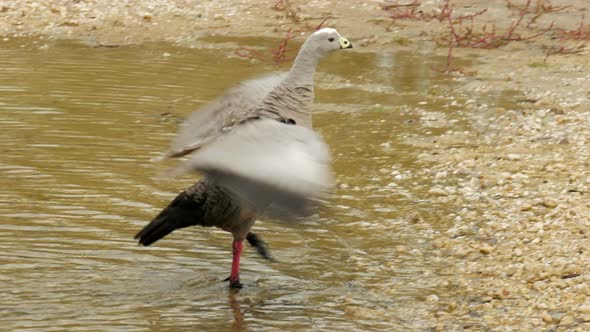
[135, 191, 203, 246]
[246, 232, 275, 262]
[135, 214, 178, 246]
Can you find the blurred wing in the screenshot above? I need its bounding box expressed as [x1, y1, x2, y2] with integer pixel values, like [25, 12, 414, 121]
[159, 73, 287, 160]
[180, 119, 333, 219]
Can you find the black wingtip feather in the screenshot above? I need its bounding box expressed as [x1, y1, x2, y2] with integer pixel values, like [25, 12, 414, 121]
[135, 215, 177, 246]
[246, 232, 275, 262]
[134, 190, 205, 246]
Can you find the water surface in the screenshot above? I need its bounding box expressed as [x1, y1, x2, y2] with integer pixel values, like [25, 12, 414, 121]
[0, 37, 506, 331]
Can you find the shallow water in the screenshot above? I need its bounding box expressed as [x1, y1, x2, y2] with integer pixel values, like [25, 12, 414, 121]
[1, 37, 515, 331]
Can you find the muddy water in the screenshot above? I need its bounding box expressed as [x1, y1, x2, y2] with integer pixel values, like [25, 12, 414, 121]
[1, 37, 489, 331]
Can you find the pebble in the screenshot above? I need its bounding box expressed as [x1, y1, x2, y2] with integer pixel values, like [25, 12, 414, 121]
[434, 311, 447, 318]
[429, 188, 448, 196]
[405, 212, 424, 223]
[410, 248, 422, 256]
[426, 294, 439, 303]
[541, 312, 553, 324]
[520, 203, 533, 211]
[435, 171, 448, 179]
[579, 304, 590, 314]
[559, 315, 574, 326]
[448, 302, 457, 312]
[395, 245, 409, 254]
[344, 306, 373, 319]
[542, 197, 558, 208]
[479, 244, 493, 254]
[506, 153, 522, 161]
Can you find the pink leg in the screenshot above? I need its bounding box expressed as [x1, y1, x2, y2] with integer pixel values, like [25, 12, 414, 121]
[229, 240, 243, 288]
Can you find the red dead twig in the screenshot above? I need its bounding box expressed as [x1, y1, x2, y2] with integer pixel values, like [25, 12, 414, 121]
[505, 0, 569, 13]
[504, 0, 532, 39]
[308, 16, 333, 31]
[447, 0, 555, 48]
[234, 47, 266, 60]
[273, 16, 335, 62]
[234, 5, 334, 65]
[381, 0, 422, 21]
[543, 15, 589, 61]
[271, 0, 285, 10]
[433, 0, 487, 23]
[270, 29, 297, 64]
[543, 44, 585, 62]
[264, 1, 335, 64]
[434, 0, 556, 71]
[556, 15, 590, 40]
[269, 17, 335, 62]
[272, 0, 334, 31]
[501, 0, 556, 42]
[272, 0, 302, 23]
[234, 29, 297, 64]
[505, 0, 569, 27]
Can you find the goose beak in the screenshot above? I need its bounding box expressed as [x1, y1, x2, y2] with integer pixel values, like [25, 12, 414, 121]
[339, 37, 353, 49]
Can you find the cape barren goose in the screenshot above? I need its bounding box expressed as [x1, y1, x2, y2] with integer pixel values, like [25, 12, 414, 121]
[135, 28, 353, 288]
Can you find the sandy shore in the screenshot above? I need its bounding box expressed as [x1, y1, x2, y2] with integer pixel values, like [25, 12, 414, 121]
[3, 0, 589, 330]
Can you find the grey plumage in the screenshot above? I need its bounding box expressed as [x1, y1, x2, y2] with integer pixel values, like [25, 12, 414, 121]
[135, 28, 353, 288]
[169, 77, 324, 216]
[162, 75, 317, 161]
[183, 118, 333, 219]
[164, 73, 288, 159]
[252, 83, 315, 128]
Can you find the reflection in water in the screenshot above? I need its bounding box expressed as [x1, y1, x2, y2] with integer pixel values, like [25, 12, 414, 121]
[229, 290, 247, 332]
[0, 37, 517, 331]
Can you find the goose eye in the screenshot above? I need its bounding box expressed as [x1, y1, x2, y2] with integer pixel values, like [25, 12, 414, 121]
[328, 37, 335, 42]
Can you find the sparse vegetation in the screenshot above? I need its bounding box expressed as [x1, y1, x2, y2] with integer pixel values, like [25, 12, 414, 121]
[234, 7, 332, 64]
[380, 0, 588, 71]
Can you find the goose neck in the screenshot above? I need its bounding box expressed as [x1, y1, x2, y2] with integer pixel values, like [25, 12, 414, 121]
[285, 45, 321, 85]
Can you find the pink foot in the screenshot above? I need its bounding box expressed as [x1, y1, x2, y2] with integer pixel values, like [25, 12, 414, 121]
[228, 239, 243, 288]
